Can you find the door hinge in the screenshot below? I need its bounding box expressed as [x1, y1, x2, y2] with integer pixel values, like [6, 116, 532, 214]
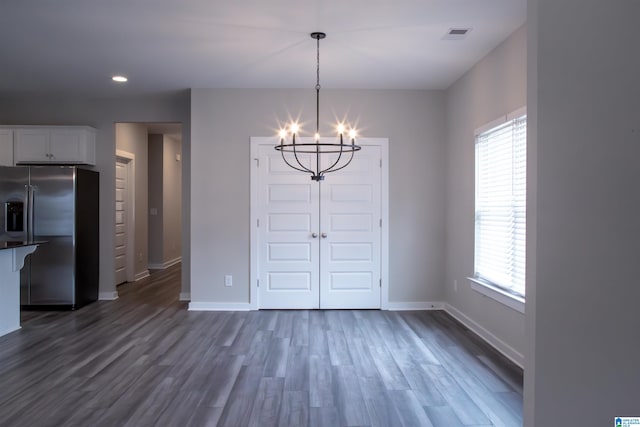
[379, 218, 382, 227]
[379, 278, 382, 288]
[257, 219, 260, 227]
[257, 279, 260, 287]
[379, 159, 382, 168]
[254, 158, 259, 167]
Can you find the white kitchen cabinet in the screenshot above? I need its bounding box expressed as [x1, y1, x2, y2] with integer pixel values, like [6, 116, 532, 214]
[13, 126, 96, 165]
[0, 129, 14, 166]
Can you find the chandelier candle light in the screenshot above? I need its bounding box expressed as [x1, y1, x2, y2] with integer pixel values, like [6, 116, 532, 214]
[275, 32, 361, 181]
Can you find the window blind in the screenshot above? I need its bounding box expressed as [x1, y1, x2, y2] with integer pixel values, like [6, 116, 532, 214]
[475, 114, 526, 297]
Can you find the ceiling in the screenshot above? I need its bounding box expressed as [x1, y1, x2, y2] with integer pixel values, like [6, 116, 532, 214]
[0, 0, 525, 97]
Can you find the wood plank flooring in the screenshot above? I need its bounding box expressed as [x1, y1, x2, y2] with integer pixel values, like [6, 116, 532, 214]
[0, 265, 523, 426]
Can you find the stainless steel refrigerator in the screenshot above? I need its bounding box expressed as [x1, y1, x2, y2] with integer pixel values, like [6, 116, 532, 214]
[0, 166, 99, 310]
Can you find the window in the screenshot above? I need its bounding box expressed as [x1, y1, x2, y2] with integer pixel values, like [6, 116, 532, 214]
[474, 110, 526, 299]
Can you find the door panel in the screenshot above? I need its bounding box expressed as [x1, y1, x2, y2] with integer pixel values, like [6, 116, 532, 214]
[0, 166, 29, 241]
[29, 236, 74, 304]
[30, 167, 74, 237]
[115, 160, 128, 285]
[320, 145, 381, 309]
[257, 144, 320, 309]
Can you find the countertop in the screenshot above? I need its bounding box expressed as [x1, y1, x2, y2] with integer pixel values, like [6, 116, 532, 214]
[0, 241, 46, 251]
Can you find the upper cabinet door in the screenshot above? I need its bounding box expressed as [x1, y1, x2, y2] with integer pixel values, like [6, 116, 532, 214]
[13, 126, 96, 165]
[14, 128, 50, 163]
[50, 129, 84, 162]
[0, 128, 14, 166]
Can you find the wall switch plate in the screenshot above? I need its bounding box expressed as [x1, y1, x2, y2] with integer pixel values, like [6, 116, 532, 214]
[225, 275, 233, 287]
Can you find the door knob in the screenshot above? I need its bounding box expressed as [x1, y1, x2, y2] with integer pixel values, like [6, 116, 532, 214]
[321, 233, 328, 238]
[312, 233, 318, 238]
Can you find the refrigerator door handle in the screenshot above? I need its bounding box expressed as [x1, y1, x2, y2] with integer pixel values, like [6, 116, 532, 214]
[27, 184, 35, 241]
[23, 184, 29, 238]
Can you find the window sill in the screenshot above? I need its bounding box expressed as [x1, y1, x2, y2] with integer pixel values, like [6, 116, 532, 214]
[467, 277, 525, 314]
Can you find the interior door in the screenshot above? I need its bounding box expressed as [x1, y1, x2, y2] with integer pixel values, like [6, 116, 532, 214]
[256, 144, 320, 308]
[115, 159, 128, 285]
[254, 138, 384, 309]
[320, 146, 382, 308]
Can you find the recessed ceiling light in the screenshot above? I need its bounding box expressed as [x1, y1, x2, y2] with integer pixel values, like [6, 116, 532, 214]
[112, 75, 128, 83]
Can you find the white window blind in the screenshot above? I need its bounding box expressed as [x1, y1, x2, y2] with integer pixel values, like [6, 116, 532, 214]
[475, 114, 526, 298]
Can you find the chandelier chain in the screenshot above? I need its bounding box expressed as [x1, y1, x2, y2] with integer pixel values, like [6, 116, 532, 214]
[315, 36, 321, 135]
[315, 35, 321, 91]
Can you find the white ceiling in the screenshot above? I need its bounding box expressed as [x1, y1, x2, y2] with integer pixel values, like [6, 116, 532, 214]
[0, 0, 525, 97]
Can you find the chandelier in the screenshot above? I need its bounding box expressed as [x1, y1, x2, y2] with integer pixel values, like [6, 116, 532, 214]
[275, 32, 361, 181]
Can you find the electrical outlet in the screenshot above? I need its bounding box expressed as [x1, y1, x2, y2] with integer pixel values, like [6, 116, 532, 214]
[454, 279, 458, 292]
[225, 275, 233, 287]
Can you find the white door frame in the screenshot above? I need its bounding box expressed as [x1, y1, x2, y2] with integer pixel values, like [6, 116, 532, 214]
[249, 136, 389, 310]
[116, 150, 136, 284]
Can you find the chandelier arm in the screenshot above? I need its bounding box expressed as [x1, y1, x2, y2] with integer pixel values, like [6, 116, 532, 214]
[321, 140, 346, 175]
[280, 146, 314, 174]
[280, 151, 313, 174]
[291, 144, 314, 174]
[320, 149, 356, 175]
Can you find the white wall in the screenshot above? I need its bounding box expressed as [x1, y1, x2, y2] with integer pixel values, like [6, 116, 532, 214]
[444, 25, 527, 365]
[190, 88, 446, 306]
[0, 92, 191, 297]
[116, 123, 149, 279]
[525, 1, 640, 425]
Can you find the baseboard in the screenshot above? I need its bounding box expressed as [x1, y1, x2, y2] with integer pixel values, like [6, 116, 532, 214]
[98, 291, 119, 301]
[444, 303, 524, 368]
[134, 270, 150, 282]
[0, 326, 20, 337]
[179, 292, 191, 302]
[148, 257, 182, 270]
[188, 301, 253, 311]
[386, 301, 444, 311]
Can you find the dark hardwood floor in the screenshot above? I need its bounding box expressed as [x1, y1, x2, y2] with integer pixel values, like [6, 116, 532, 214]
[1, 265, 523, 426]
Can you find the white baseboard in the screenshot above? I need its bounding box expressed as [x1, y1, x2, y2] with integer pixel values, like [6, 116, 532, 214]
[444, 303, 524, 368]
[386, 301, 444, 311]
[188, 301, 253, 311]
[148, 257, 182, 270]
[99, 291, 119, 301]
[179, 292, 191, 302]
[0, 326, 20, 337]
[134, 270, 150, 282]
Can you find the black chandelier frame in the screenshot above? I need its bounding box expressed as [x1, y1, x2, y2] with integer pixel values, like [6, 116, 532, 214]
[275, 32, 361, 181]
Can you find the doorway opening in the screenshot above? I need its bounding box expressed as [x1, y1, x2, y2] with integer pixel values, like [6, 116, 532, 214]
[114, 123, 183, 288]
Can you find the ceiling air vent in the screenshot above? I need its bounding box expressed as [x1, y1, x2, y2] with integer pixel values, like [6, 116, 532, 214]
[442, 28, 471, 40]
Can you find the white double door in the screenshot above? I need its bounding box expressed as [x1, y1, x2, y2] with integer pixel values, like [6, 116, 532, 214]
[252, 138, 384, 309]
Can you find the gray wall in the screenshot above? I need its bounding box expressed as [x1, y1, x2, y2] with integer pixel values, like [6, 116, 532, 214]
[148, 133, 164, 266]
[148, 133, 183, 268]
[163, 135, 182, 263]
[0, 92, 191, 297]
[190, 88, 446, 305]
[525, 0, 640, 425]
[444, 26, 527, 364]
[116, 123, 149, 278]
